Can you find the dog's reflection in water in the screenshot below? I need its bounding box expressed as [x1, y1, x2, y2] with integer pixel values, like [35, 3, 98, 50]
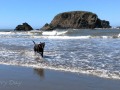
[34, 52, 45, 62]
[34, 54, 45, 79]
[34, 68, 44, 78]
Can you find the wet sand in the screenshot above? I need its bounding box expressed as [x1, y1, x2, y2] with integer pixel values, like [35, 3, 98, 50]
[0, 64, 120, 90]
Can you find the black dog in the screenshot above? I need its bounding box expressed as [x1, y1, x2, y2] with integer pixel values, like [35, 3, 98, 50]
[32, 41, 45, 57]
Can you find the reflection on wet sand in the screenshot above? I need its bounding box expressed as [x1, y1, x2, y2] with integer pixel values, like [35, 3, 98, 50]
[34, 68, 44, 78]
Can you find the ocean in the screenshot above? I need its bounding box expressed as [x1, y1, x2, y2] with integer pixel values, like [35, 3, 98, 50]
[0, 29, 120, 79]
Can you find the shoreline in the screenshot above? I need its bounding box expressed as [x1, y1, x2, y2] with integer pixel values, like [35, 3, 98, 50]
[0, 64, 120, 90]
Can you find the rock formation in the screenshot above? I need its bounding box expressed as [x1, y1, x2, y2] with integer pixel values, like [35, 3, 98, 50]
[116, 26, 120, 29]
[15, 22, 33, 31]
[41, 23, 53, 30]
[41, 11, 111, 30]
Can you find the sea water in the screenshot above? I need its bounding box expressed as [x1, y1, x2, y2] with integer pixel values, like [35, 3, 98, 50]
[0, 29, 120, 79]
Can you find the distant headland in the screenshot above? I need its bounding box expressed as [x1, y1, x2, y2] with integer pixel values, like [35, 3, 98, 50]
[41, 11, 111, 30]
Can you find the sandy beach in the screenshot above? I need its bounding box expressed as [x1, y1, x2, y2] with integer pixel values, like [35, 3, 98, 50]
[0, 64, 120, 90]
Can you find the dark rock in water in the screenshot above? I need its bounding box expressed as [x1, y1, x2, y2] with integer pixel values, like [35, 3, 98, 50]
[116, 26, 120, 29]
[41, 11, 111, 30]
[41, 23, 53, 30]
[15, 22, 33, 31]
[101, 20, 110, 28]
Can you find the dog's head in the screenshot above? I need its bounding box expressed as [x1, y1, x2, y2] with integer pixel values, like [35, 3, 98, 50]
[39, 42, 45, 49]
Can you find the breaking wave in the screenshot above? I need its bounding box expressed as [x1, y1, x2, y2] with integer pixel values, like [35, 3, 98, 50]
[1, 29, 120, 39]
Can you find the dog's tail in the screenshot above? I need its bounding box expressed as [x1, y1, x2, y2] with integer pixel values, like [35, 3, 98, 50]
[32, 40, 36, 45]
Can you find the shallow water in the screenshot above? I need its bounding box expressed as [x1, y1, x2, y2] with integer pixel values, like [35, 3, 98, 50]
[0, 29, 120, 79]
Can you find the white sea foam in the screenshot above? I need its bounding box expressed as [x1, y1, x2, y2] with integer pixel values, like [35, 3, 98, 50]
[0, 48, 120, 80]
[42, 31, 57, 36]
[41, 30, 67, 36]
[1, 30, 120, 39]
[44, 36, 91, 39]
[30, 35, 120, 40]
[0, 61, 120, 80]
[1, 29, 120, 80]
[0, 32, 12, 35]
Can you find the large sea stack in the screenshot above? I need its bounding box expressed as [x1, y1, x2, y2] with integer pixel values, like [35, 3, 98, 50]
[41, 11, 111, 30]
[15, 22, 33, 31]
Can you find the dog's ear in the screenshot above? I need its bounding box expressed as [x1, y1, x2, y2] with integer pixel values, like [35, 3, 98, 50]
[43, 42, 45, 46]
[42, 42, 45, 48]
[32, 40, 36, 45]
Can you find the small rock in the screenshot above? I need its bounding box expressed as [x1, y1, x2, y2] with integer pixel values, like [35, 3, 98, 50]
[15, 22, 33, 31]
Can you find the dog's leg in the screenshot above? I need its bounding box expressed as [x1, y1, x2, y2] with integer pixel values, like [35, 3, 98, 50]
[39, 52, 43, 57]
[41, 52, 43, 57]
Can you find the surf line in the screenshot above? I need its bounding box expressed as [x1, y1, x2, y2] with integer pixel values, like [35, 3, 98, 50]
[44, 49, 80, 52]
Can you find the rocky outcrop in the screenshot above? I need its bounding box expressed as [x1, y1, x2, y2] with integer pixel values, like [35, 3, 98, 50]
[116, 26, 120, 29]
[15, 22, 33, 31]
[41, 23, 53, 30]
[41, 11, 111, 30]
